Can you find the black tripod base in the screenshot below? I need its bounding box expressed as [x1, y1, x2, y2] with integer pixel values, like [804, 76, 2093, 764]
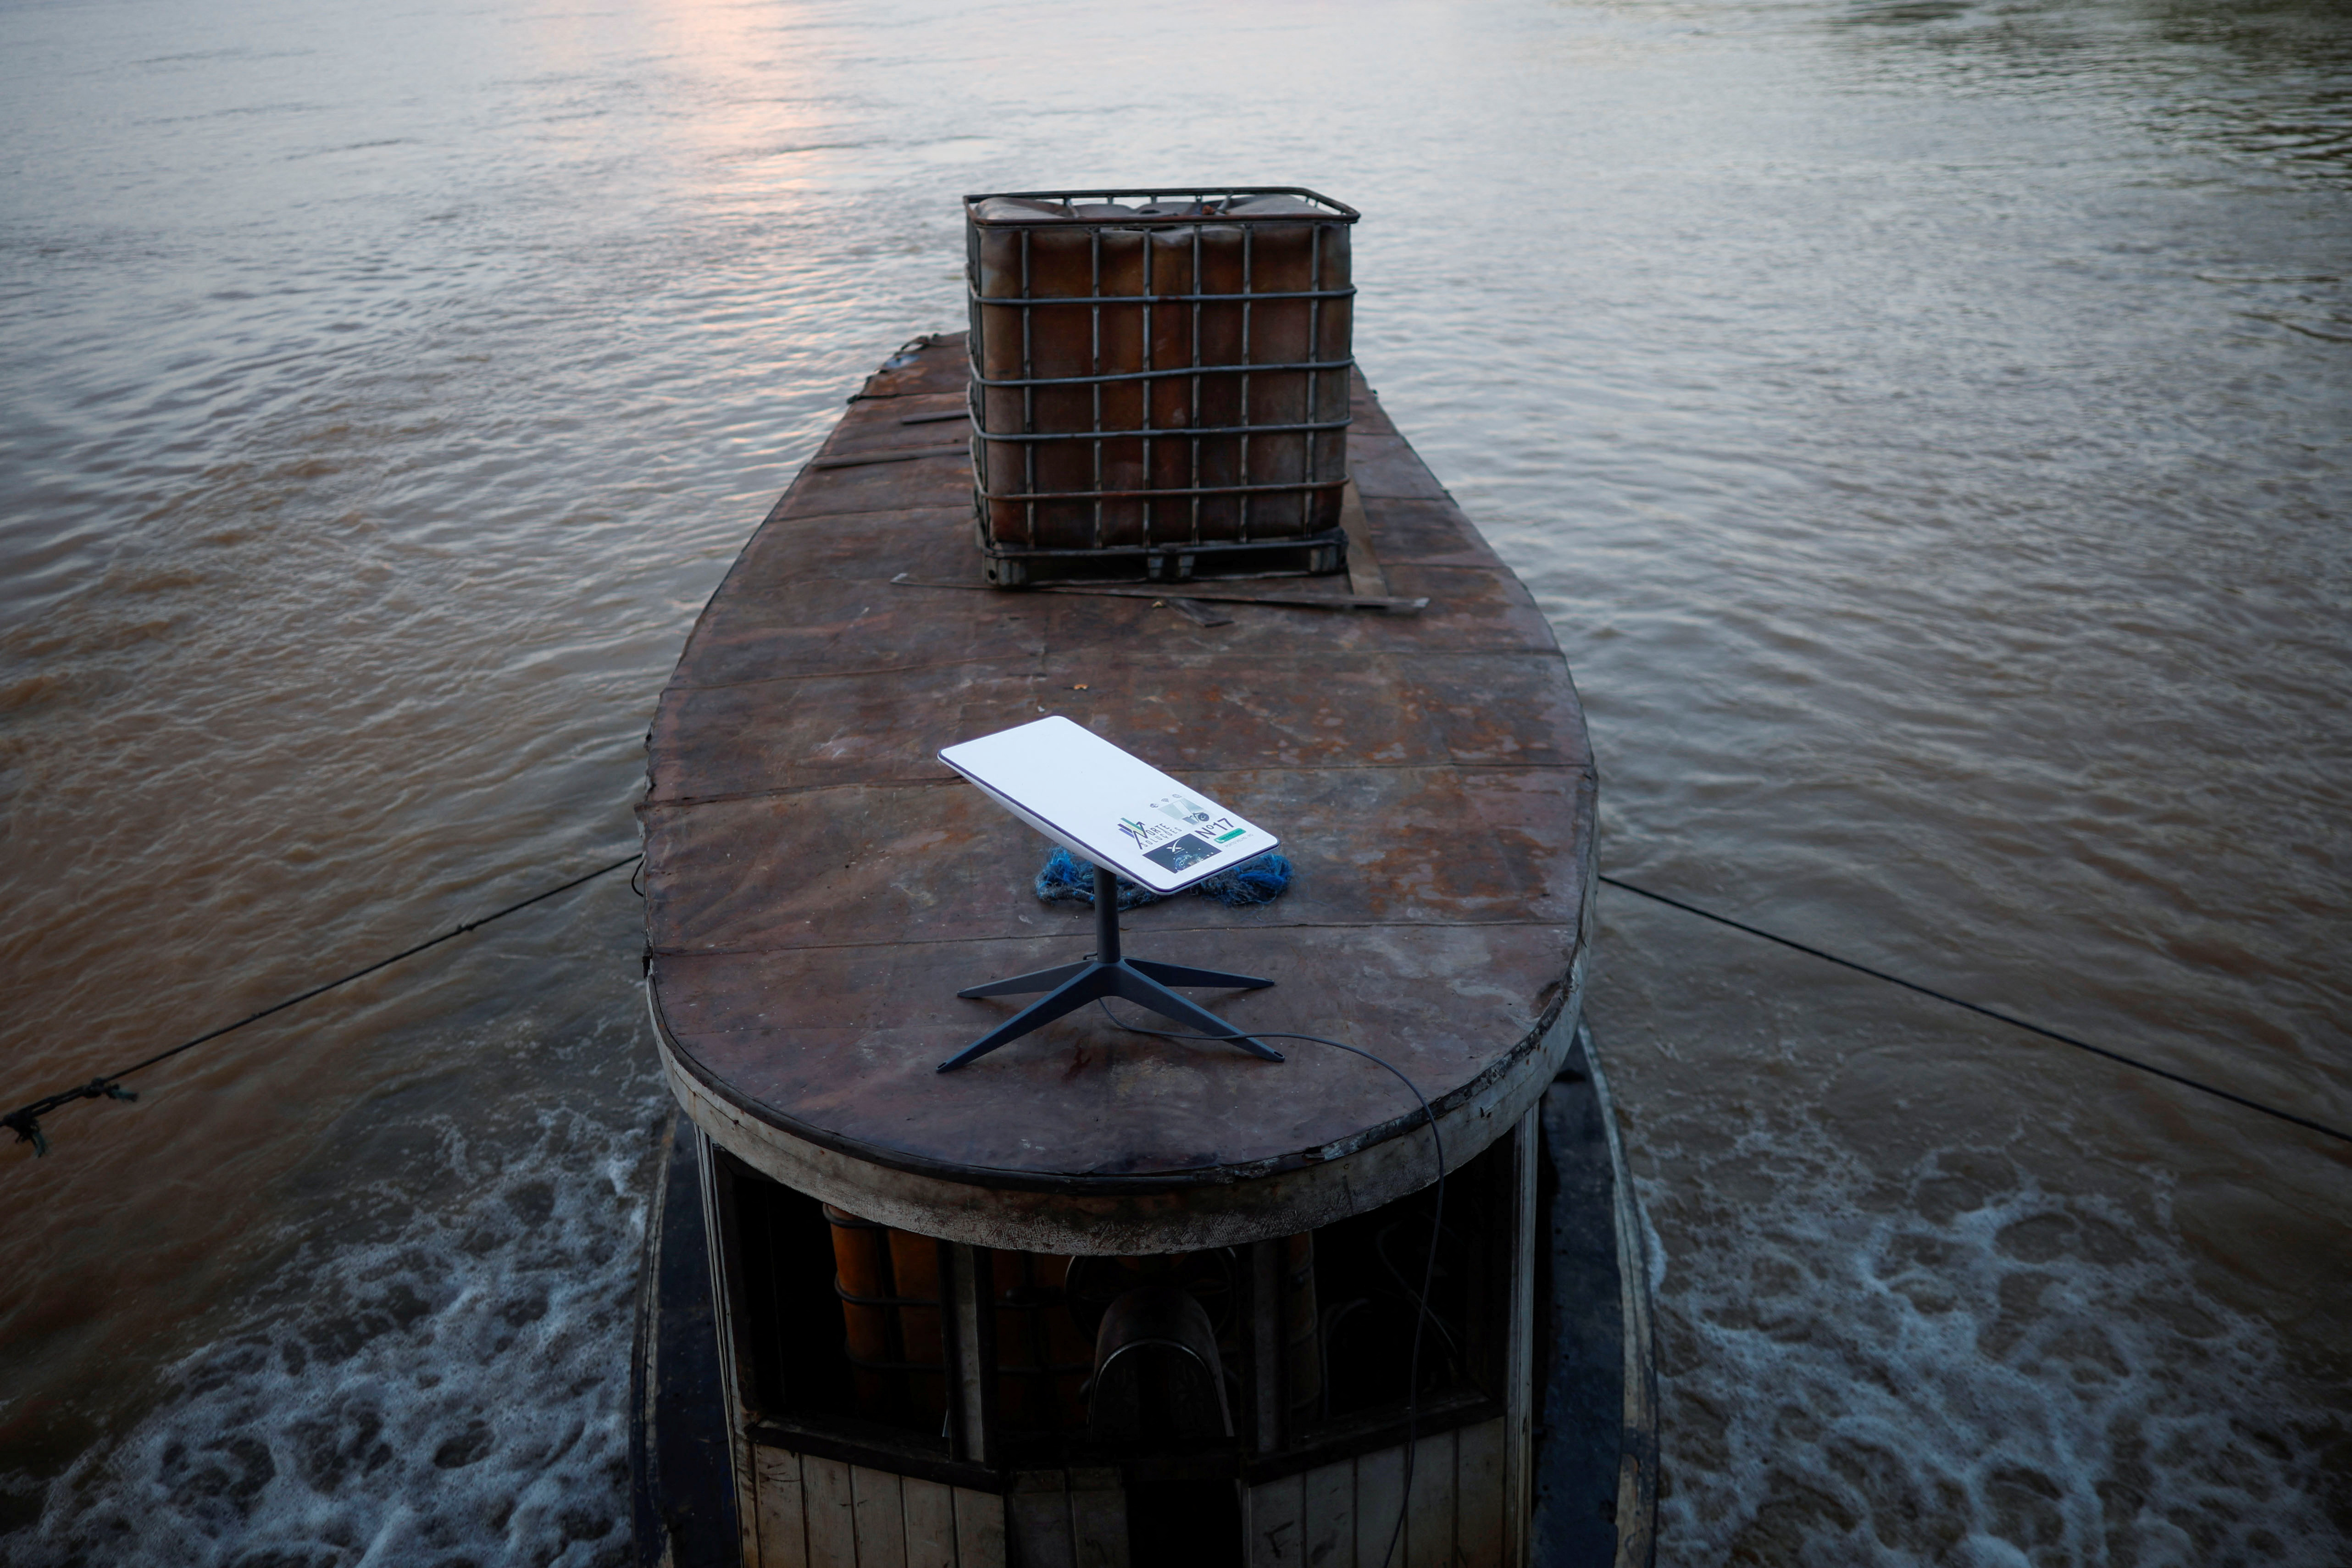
[938, 957, 1279, 1072]
[938, 865, 1279, 1072]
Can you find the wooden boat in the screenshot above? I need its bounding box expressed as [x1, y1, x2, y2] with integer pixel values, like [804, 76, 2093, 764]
[628, 333, 1655, 1567]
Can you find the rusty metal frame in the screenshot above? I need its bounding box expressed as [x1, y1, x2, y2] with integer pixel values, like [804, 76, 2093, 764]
[965, 187, 1359, 580]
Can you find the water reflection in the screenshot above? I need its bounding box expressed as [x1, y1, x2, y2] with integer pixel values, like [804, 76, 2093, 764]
[1829, 0, 2352, 183]
[1, 0, 2346, 1562]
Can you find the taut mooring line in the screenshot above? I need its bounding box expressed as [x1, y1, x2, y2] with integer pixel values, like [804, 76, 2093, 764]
[16, 857, 2336, 1155]
[1598, 874, 2351, 1147]
[2, 851, 644, 1157]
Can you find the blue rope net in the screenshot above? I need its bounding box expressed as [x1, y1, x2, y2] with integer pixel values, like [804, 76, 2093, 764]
[1034, 846, 1293, 909]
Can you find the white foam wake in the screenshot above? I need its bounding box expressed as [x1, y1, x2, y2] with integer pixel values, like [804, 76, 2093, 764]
[3, 1065, 667, 1568]
[1644, 1120, 2344, 1565]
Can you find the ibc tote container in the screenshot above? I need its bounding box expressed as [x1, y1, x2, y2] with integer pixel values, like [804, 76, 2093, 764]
[965, 188, 1359, 586]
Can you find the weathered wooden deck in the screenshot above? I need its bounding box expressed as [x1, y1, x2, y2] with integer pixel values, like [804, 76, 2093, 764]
[639, 333, 1596, 1251]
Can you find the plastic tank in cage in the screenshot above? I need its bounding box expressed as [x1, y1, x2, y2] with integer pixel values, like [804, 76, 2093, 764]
[965, 188, 1359, 586]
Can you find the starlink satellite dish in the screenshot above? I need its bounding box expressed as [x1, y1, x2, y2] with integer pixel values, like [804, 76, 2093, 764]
[934, 715, 1283, 1070]
[939, 715, 1280, 896]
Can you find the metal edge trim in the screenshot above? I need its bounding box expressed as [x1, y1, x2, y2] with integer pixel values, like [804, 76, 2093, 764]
[644, 961, 1573, 1197]
[963, 187, 1362, 222]
[644, 959, 1585, 1254]
[1581, 1021, 1661, 1568]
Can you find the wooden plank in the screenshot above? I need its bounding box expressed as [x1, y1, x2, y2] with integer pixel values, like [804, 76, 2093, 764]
[1009, 1472, 1076, 1568]
[1339, 480, 1392, 598]
[754, 1445, 810, 1568]
[954, 1486, 1010, 1568]
[854, 1465, 910, 1568]
[808, 442, 970, 471]
[1345, 432, 1454, 502]
[803, 1455, 860, 1568]
[647, 647, 1588, 804]
[888, 574, 1428, 613]
[1354, 1446, 1405, 1568]
[1301, 1459, 1355, 1568]
[646, 767, 1589, 957]
[852, 335, 970, 400]
[1247, 1472, 1307, 1567]
[669, 527, 1550, 696]
[1358, 499, 1487, 570]
[781, 443, 973, 515]
[1026, 582, 1423, 613]
[1067, 1468, 1130, 1568]
[1453, 1417, 1508, 1568]
[1347, 380, 1399, 438]
[1402, 1427, 1454, 1568]
[902, 1475, 959, 1568]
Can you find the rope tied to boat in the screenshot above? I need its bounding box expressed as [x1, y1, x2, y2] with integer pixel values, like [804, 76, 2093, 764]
[14, 846, 2341, 1158]
[2, 849, 643, 1158]
[1598, 874, 2352, 1147]
[1, 1080, 139, 1158]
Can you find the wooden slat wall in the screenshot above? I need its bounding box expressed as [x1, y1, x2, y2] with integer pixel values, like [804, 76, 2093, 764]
[957, 1488, 1010, 1567]
[755, 1446, 810, 1568]
[1304, 1459, 1357, 1567]
[904, 1476, 960, 1568]
[750, 1447, 1009, 1568]
[754, 1420, 1513, 1567]
[1066, 1469, 1130, 1568]
[805, 1458, 860, 1565]
[746, 1099, 1535, 1568]
[738, 1103, 1534, 1568]
[1007, 1473, 1076, 1568]
[1354, 1446, 1405, 1566]
[1247, 1472, 1304, 1566]
[1403, 1429, 1456, 1566]
[1004, 1468, 1130, 1568]
[1453, 1419, 1507, 1568]
[854, 1466, 910, 1568]
[1245, 1418, 1511, 1568]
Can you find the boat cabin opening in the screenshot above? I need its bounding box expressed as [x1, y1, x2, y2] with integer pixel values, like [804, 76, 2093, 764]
[700, 1119, 1535, 1568]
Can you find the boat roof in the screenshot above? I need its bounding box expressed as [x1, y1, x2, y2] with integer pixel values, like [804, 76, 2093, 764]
[641, 333, 1594, 1203]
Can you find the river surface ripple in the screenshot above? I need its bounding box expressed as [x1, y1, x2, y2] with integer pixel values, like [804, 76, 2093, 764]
[2, 1, 2347, 1563]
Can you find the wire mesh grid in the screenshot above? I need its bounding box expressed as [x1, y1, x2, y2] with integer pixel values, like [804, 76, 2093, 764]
[965, 187, 1360, 585]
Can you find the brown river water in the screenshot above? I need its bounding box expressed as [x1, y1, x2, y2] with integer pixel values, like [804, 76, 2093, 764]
[3, 1, 2347, 1562]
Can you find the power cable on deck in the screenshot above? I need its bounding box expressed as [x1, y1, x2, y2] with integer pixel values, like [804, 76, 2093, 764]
[1598, 873, 2352, 1147]
[2, 851, 644, 1157]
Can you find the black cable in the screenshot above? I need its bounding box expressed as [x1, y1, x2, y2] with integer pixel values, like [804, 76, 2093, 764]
[1598, 873, 2352, 1147]
[1092, 999, 1442, 1568]
[3, 850, 644, 1157]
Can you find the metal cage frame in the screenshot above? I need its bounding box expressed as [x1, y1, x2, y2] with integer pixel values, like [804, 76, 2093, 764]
[965, 187, 1361, 585]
